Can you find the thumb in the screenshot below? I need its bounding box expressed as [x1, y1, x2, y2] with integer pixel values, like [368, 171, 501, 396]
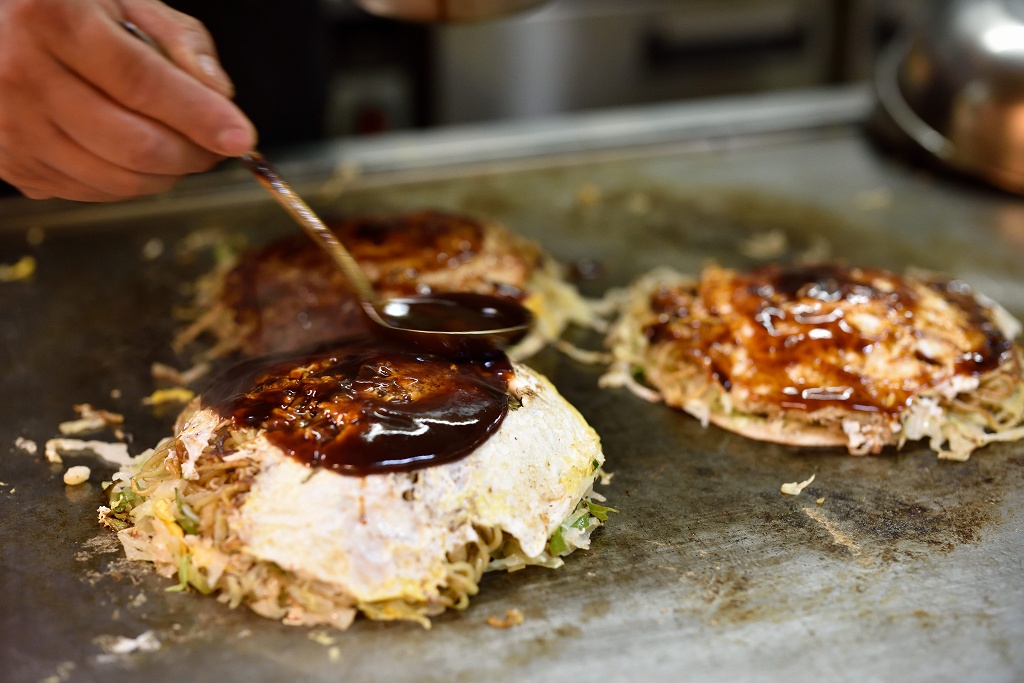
[119, 0, 236, 99]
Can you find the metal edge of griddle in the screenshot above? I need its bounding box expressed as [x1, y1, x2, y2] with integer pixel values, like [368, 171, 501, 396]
[0, 85, 871, 232]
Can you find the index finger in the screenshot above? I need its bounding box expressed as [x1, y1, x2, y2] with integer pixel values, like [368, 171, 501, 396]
[40, 3, 256, 156]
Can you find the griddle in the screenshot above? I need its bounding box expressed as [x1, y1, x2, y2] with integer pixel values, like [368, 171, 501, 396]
[2, 86, 1023, 683]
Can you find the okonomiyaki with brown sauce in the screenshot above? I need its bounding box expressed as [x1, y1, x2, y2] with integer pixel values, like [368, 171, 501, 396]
[176, 211, 597, 361]
[101, 339, 611, 629]
[601, 263, 1024, 460]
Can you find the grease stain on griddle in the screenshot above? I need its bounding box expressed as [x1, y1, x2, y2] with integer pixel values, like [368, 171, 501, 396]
[581, 598, 611, 621]
[500, 635, 565, 669]
[519, 603, 547, 621]
[606, 402, 1024, 631]
[801, 506, 862, 556]
[789, 449, 1022, 565]
[804, 488, 988, 554]
[673, 564, 765, 626]
[553, 624, 583, 639]
[74, 532, 124, 562]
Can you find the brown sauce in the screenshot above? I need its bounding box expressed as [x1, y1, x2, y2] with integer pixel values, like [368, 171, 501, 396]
[927, 278, 1013, 375]
[646, 263, 1013, 417]
[205, 339, 514, 475]
[378, 293, 528, 333]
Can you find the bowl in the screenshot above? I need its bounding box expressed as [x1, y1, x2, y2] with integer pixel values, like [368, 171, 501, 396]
[874, 0, 1024, 194]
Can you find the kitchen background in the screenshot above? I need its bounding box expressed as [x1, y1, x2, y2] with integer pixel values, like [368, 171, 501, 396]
[322, 0, 926, 136]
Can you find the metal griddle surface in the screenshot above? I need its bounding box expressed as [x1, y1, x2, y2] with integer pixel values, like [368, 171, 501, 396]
[2, 90, 1023, 683]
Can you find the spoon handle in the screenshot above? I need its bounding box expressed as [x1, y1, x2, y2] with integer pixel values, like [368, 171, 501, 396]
[239, 152, 380, 306]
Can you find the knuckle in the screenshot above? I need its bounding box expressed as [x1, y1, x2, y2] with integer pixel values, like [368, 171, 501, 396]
[118, 58, 165, 112]
[120, 126, 215, 176]
[192, 106, 245, 150]
[158, 6, 212, 49]
[177, 15, 211, 44]
[179, 146, 220, 174]
[119, 126, 170, 171]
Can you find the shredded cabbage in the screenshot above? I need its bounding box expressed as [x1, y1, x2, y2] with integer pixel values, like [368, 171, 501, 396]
[99, 428, 612, 631]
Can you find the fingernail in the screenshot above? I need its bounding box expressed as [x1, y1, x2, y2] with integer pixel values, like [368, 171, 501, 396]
[217, 126, 255, 156]
[197, 54, 234, 96]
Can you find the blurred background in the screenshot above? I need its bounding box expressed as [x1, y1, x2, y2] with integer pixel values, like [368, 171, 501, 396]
[177, 0, 929, 148]
[316, 0, 926, 136]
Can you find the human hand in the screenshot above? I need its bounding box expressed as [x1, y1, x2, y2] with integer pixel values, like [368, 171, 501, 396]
[0, 0, 256, 201]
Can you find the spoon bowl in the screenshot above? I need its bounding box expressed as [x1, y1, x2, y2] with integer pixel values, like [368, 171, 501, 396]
[364, 292, 533, 356]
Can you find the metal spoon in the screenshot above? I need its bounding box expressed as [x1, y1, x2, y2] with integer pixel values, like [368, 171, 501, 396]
[239, 153, 533, 355]
[121, 21, 532, 355]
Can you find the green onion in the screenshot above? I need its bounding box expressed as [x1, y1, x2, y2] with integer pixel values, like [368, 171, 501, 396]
[547, 528, 567, 556]
[166, 553, 192, 593]
[585, 501, 617, 522]
[165, 552, 213, 594]
[105, 518, 130, 532]
[175, 489, 201, 535]
[110, 487, 142, 514]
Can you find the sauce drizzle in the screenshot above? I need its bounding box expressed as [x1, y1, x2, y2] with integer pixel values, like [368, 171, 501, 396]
[206, 339, 514, 475]
[646, 263, 1013, 417]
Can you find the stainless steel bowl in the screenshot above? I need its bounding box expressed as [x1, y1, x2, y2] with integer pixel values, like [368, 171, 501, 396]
[874, 0, 1024, 194]
[352, 0, 549, 22]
